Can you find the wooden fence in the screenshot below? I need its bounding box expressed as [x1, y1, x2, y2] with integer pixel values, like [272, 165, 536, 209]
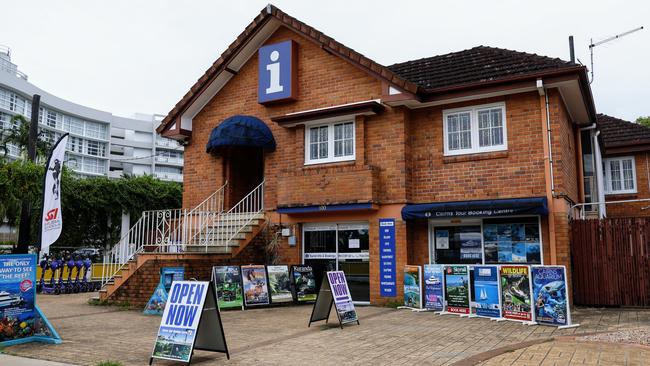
[571, 218, 650, 307]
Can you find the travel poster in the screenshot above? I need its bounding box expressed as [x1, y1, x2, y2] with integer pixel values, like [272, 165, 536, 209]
[403, 265, 422, 308]
[326, 271, 358, 324]
[423, 264, 444, 311]
[212, 266, 243, 309]
[444, 265, 470, 314]
[292, 265, 317, 302]
[500, 265, 533, 321]
[532, 266, 569, 326]
[459, 230, 482, 261]
[472, 266, 500, 318]
[151, 281, 208, 362]
[267, 265, 293, 303]
[241, 265, 269, 306]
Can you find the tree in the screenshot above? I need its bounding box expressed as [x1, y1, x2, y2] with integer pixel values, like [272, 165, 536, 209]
[0, 115, 52, 160]
[636, 116, 650, 128]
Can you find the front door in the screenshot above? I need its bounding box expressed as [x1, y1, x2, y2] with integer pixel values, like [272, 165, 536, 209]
[224, 147, 264, 207]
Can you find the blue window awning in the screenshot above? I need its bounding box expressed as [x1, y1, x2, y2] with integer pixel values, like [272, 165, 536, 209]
[401, 197, 548, 220]
[206, 115, 276, 153]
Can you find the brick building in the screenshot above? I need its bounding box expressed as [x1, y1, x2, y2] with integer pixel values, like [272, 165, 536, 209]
[146, 4, 607, 306]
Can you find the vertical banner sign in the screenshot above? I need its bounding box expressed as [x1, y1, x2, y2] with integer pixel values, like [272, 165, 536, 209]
[241, 265, 269, 307]
[144, 267, 185, 315]
[472, 266, 501, 318]
[151, 281, 229, 364]
[0, 254, 60, 346]
[500, 265, 533, 322]
[379, 218, 396, 297]
[292, 265, 317, 302]
[444, 265, 470, 314]
[267, 265, 293, 303]
[258, 40, 297, 103]
[212, 266, 243, 310]
[41, 134, 69, 255]
[423, 264, 444, 311]
[532, 266, 571, 326]
[326, 271, 358, 324]
[403, 265, 422, 309]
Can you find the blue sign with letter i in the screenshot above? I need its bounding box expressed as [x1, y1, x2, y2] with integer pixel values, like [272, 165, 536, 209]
[258, 40, 297, 103]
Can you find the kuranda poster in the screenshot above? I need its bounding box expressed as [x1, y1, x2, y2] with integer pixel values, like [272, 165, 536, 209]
[267, 265, 293, 303]
[444, 265, 470, 314]
[212, 266, 243, 309]
[423, 264, 444, 311]
[532, 266, 569, 326]
[292, 265, 317, 302]
[500, 265, 533, 321]
[241, 265, 269, 306]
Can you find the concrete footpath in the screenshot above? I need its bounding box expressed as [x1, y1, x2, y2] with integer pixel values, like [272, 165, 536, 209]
[0, 353, 77, 365]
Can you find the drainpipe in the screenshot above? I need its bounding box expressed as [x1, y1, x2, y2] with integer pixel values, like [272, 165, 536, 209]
[536, 79, 557, 264]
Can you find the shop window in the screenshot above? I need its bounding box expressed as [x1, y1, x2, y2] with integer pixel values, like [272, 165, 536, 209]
[337, 224, 369, 254]
[604, 156, 636, 194]
[443, 103, 507, 156]
[305, 120, 355, 164]
[433, 225, 482, 265]
[303, 225, 337, 257]
[483, 217, 541, 264]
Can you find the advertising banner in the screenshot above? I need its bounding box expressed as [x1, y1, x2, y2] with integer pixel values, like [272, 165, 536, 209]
[267, 265, 293, 303]
[292, 265, 317, 302]
[241, 265, 269, 306]
[444, 265, 470, 314]
[472, 266, 501, 318]
[326, 271, 358, 324]
[144, 267, 185, 315]
[41, 134, 69, 255]
[0, 254, 60, 346]
[532, 266, 570, 326]
[423, 264, 444, 311]
[500, 265, 533, 321]
[379, 218, 396, 297]
[212, 266, 243, 309]
[403, 265, 422, 309]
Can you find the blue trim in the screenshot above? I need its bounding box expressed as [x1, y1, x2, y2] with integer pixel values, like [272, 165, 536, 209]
[401, 197, 548, 220]
[277, 203, 374, 214]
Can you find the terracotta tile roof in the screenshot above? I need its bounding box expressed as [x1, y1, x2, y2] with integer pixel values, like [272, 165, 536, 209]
[387, 46, 579, 91]
[597, 113, 650, 148]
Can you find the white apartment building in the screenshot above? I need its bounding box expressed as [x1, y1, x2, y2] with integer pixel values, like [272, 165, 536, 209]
[0, 46, 183, 181]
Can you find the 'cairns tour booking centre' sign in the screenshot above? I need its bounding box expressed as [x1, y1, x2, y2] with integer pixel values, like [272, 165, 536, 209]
[258, 40, 298, 104]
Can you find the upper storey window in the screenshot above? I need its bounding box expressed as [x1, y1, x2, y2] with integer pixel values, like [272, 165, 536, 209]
[443, 103, 507, 156]
[604, 156, 636, 194]
[305, 120, 355, 165]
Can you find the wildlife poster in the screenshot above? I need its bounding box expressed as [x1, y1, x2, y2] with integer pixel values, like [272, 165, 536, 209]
[472, 266, 501, 318]
[423, 264, 444, 311]
[212, 266, 243, 309]
[532, 266, 569, 326]
[500, 265, 533, 321]
[444, 265, 470, 314]
[266, 265, 293, 303]
[0, 254, 60, 346]
[241, 265, 269, 306]
[403, 265, 422, 309]
[292, 265, 317, 302]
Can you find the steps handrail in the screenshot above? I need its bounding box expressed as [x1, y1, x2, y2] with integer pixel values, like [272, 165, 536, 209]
[188, 181, 228, 214]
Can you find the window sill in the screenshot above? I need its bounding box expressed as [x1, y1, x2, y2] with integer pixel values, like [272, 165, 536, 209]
[605, 192, 638, 199]
[443, 151, 508, 164]
[302, 160, 357, 171]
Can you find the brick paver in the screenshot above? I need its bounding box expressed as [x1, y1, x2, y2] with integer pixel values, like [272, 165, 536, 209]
[3, 293, 650, 365]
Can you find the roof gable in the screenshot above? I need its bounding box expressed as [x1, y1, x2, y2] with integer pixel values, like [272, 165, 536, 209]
[597, 113, 650, 150]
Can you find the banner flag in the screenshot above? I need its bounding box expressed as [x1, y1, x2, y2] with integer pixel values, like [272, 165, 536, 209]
[40, 133, 69, 255]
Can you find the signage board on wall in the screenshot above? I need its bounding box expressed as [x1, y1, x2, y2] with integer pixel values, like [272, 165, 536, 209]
[258, 40, 297, 104]
[0, 254, 60, 347]
[144, 267, 185, 315]
[423, 264, 444, 311]
[444, 265, 470, 314]
[403, 265, 422, 309]
[379, 218, 396, 297]
[500, 265, 533, 322]
[267, 265, 293, 303]
[241, 265, 270, 307]
[292, 265, 317, 302]
[211, 266, 243, 310]
[532, 266, 574, 327]
[471, 266, 501, 318]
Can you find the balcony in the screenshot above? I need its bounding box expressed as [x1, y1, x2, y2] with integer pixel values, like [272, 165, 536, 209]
[156, 138, 181, 149]
[155, 156, 183, 165]
[154, 172, 183, 182]
[277, 164, 380, 208]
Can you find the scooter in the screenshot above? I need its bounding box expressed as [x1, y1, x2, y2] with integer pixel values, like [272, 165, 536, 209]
[63, 256, 76, 294]
[81, 257, 93, 292]
[37, 255, 49, 293]
[54, 258, 65, 295]
[72, 256, 84, 293]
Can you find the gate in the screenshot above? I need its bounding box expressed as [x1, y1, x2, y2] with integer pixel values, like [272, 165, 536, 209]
[571, 218, 650, 307]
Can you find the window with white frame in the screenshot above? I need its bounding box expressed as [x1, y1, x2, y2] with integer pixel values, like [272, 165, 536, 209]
[604, 156, 636, 194]
[305, 120, 355, 164]
[443, 103, 507, 156]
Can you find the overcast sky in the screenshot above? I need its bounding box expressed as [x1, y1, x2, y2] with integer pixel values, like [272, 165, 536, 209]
[1, 1, 648, 121]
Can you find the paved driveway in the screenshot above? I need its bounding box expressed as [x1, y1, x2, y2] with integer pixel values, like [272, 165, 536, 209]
[4, 293, 650, 365]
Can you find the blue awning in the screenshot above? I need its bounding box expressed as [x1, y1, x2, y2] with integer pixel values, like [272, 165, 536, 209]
[401, 197, 548, 220]
[206, 115, 276, 153]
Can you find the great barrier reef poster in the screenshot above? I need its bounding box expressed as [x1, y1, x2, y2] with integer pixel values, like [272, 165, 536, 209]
[403, 265, 422, 308]
[532, 266, 568, 326]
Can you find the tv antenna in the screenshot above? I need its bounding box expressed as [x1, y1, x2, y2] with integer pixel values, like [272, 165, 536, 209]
[589, 26, 644, 84]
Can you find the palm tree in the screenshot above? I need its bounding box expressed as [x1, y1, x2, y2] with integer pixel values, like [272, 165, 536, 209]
[0, 114, 52, 160]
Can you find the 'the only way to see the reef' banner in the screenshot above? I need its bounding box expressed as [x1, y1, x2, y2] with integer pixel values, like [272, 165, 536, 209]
[423, 264, 444, 311]
[500, 265, 533, 322]
[403, 265, 422, 309]
[472, 266, 500, 318]
[444, 265, 470, 314]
